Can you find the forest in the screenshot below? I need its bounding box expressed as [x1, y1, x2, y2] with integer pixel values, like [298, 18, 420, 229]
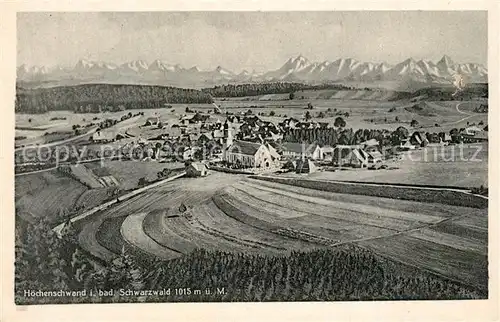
[15, 84, 214, 114]
[15, 217, 484, 305]
[390, 83, 488, 101]
[202, 82, 353, 97]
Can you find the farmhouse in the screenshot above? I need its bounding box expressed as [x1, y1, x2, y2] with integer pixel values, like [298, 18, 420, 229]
[224, 140, 275, 168]
[197, 132, 213, 145]
[185, 162, 209, 177]
[266, 143, 281, 160]
[320, 145, 335, 160]
[281, 142, 323, 160]
[332, 145, 369, 168]
[177, 147, 196, 161]
[464, 126, 483, 136]
[462, 131, 488, 143]
[367, 151, 383, 165]
[91, 130, 116, 143]
[361, 139, 379, 149]
[279, 117, 300, 129]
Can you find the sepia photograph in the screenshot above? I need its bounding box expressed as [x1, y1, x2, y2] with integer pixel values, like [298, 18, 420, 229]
[6, 7, 495, 314]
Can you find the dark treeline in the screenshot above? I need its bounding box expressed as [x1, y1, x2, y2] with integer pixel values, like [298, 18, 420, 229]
[15, 84, 214, 114]
[15, 217, 483, 305]
[391, 83, 488, 101]
[202, 82, 352, 97]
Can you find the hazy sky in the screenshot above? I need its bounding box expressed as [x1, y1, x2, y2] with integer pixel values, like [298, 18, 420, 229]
[17, 11, 487, 72]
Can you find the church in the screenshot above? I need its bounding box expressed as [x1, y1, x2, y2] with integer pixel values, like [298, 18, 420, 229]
[222, 120, 277, 169]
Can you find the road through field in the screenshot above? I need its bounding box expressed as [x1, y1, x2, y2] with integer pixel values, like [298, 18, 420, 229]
[15, 127, 99, 152]
[439, 102, 476, 126]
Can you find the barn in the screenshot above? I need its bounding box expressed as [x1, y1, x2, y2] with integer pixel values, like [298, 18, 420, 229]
[185, 162, 209, 177]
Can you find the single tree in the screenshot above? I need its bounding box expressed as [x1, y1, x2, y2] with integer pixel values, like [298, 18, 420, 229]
[410, 119, 419, 127]
[305, 111, 312, 121]
[334, 117, 346, 128]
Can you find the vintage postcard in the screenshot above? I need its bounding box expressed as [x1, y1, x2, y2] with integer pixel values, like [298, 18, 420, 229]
[1, 1, 499, 322]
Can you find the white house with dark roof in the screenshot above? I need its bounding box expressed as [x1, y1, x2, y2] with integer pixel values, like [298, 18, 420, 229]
[224, 140, 275, 168]
[281, 142, 323, 160]
[186, 162, 209, 177]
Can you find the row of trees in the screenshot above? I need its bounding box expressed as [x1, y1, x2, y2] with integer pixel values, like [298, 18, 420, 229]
[15, 84, 213, 114]
[202, 82, 351, 98]
[283, 124, 472, 147]
[283, 126, 413, 147]
[15, 217, 483, 304]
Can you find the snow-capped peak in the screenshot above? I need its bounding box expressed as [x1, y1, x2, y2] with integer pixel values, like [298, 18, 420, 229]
[437, 55, 455, 68]
[121, 60, 149, 72]
[188, 66, 201, 72]
[215, 66, 233, 75]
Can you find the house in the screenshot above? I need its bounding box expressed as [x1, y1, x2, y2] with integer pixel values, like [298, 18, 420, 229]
[185, 162, 209, 177]
[367, 151, 383, 165]
[361, 139, 379, 149]
[442, 133, 452, 143]
[145, 116, 160, 126]
[332, 146, 369, 168]
[279, 117, 300, 129]
[198, 132, 213, 145]
[213, 129, 225, 139]
[462, 131, 488, 143]
[178, 147, 195, 161]
[295, 159, 318, 174]
[410, 131, 429, 147]
[281, 142, 323, 160]
[320, 145, 335, 160]
[399, 139, 416, 150]
[114, 132, 128, 141]
[464, 126, 483, 136]
[224, 140, 275, 168]
[91, 130, 115, 143]
[265, 143, 281, 160]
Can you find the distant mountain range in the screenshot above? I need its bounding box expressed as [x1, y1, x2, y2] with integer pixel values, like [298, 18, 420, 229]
[17, 55, 487, 89]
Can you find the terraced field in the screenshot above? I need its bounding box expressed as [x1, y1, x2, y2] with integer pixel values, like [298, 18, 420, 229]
[77, 172, 488, 291]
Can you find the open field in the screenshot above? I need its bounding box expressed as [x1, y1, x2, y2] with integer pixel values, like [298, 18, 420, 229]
[85, 160, 184, 190]
[15, 169, 119, 224]
[15, 171, 88, 222]
[307, 142, 488, 188]
[213, 92, 487, 131]
[75, 172, 487, 290]
[16, 94, 488, 145]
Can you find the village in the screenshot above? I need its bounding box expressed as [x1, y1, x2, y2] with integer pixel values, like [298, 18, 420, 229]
[77, 102, 489, 179]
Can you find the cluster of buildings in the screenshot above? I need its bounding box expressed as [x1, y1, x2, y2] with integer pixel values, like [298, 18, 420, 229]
[89, 110, 488, 176]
